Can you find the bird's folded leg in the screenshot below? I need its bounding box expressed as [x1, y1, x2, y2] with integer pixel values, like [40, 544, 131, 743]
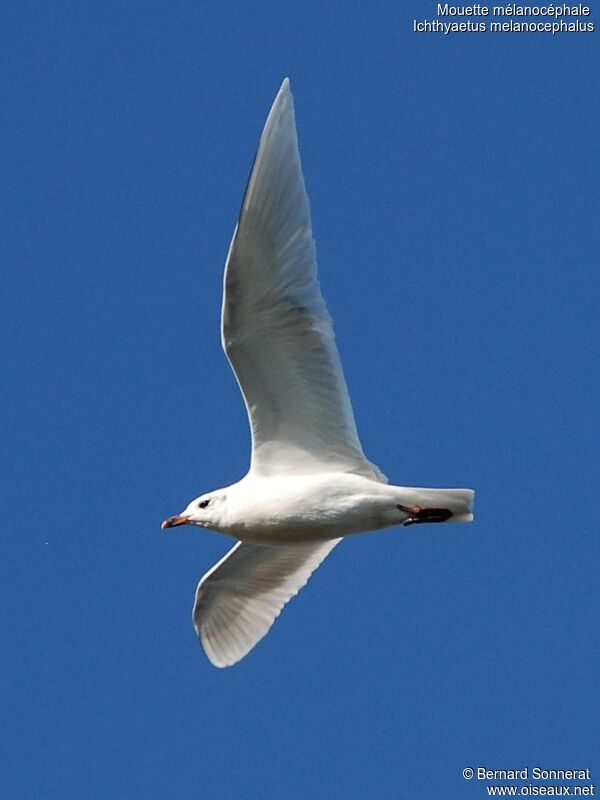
[397, 504, 453, 526]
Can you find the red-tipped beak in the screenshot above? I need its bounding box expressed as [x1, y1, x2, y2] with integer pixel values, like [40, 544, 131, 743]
[161, 515, 191, 530]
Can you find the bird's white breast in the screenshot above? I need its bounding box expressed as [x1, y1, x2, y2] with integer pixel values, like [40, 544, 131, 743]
[223, 472, 397, 543]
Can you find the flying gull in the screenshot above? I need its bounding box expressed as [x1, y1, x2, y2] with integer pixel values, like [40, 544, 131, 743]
[162, 79, 475, 668]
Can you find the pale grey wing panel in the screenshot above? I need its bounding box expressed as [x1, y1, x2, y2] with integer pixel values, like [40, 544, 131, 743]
[221, 79, 384, 480]
[193, 537, 342, 668]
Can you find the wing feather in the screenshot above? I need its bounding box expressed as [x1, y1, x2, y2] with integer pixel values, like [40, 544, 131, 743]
[193, 537, 341, 667]
[222, 78, 385, 482]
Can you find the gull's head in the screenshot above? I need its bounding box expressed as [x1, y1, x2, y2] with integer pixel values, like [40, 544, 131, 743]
[161, 493, 226, 532]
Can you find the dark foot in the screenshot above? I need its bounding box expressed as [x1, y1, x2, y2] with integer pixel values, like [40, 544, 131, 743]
[397, 504, 453, 526]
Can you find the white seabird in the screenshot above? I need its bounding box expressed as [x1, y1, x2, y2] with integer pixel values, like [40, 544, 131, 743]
[162, 78, 474, 668]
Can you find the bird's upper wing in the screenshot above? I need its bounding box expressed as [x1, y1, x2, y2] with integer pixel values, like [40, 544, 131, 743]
[221, 78, 386, 482]
[193, 537, 342, 667]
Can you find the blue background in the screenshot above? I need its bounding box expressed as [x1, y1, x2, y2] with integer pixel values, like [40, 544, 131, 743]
[4, 3, 598, 798]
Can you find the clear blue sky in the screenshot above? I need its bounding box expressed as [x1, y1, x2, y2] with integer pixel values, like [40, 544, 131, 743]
[4, 3, 598, 798]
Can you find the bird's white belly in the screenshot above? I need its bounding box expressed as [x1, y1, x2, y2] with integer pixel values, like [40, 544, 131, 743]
[223, 473, 401, 543]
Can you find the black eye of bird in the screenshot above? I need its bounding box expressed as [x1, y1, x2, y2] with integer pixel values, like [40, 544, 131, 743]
[198, 499, 210, 509]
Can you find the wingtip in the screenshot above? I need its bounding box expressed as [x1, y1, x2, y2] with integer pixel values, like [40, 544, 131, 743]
[200, 631, 243, 669]
[262, 78, 294, 132]
[278, 77, 292, 100]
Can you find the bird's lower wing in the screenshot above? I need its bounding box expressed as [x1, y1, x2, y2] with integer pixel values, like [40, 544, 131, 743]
[193, 538, 342, 667]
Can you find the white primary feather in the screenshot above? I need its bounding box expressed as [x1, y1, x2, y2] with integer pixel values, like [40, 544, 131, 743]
[222, 78, 386, 482]
[193, 537, 342, 667]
